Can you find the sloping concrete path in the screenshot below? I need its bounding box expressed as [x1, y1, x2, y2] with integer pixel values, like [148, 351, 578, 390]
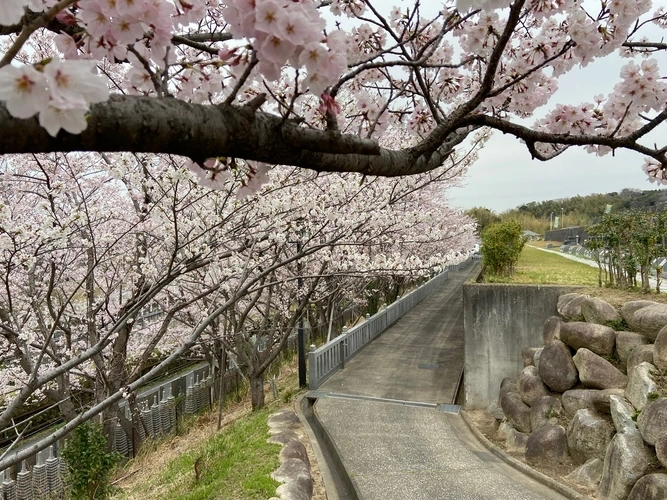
[314, 264, 569, 500]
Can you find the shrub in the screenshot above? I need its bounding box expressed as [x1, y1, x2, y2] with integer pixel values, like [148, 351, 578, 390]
[61, 421, 120, 499]
[481, 220, 527, 277]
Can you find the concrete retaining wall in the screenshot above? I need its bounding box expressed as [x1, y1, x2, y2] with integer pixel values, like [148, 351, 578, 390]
[463, 282, 585, 409]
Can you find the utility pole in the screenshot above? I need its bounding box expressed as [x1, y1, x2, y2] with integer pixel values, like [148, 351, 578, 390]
[296, 239, 306, 388]
[561, 208, 565, 229]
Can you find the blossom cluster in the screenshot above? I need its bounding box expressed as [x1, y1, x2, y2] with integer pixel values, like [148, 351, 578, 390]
[0, 59, 108, 136]
[221, 0, 347, 96]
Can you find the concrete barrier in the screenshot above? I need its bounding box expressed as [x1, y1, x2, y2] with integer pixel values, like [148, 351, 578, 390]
[462, 282, 586, 409]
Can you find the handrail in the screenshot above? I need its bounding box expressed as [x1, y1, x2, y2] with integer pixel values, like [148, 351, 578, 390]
[308, 263, 467, 390]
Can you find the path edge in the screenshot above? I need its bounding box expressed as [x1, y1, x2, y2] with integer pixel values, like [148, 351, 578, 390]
[460, 410, 591, 500]
[296, 395, 362, 500]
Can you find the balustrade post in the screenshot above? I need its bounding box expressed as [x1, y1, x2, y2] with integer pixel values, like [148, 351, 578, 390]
[308, 345, 317, 389]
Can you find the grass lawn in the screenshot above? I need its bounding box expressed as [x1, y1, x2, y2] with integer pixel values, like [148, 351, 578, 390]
[113, 364, 309, 500]
[482, 245, 667, 306]
[485, 245, 600, 286]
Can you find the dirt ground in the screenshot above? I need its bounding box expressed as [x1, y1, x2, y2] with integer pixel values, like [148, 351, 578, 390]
[466, 410, 595, 499]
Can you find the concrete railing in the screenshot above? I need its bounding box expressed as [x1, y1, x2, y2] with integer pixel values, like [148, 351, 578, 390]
[308, 268, 451, 390]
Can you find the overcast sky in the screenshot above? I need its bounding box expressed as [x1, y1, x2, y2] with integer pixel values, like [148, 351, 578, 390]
[449, 42, 667, 213]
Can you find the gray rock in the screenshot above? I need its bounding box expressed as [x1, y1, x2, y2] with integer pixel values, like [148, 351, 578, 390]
[627, 344, 655, 374]
[486, 400, 505, 421]
[518, 365, 550, 406]
[616, 331, 649, 366]
[543, 315, 562, 343]
[505, 427, 529, 453]
[562, 389, 597, 417]
[581, 297, 620, 325]
[522, 347, 540, 367]
[275, 474, 313, 500]
[539, 339, 578, 393]
[565, 458, 603, 490]
[637, 398, 667, 446]
[573, 348, 628, 390]
[567, 409, 615, 464]
[268, 409, 302, 429]
[655, 432, 667, 469]
[558, 293, 588, 321]
[560, 321, 616, 357]
[591, 388, 626, 414]
[530, 395, 562, 431]
[525, 425, 569, 466]
[621, 300, 657, 326]
[497, 378, 518, 407]
[268, 430, 301, 445]
[625, 362, 658, 411]
[280, 440, 310, 467]
[596, 430, 654, 500]
[627, 474, 667, 500]
[626, 303, 667, 341]
[533, 347, 543, 371]
[272, 457, 311, 484]
[609, 395, 638, 435]
[653, 324, 667, 371]
[500, 392, 531, 433]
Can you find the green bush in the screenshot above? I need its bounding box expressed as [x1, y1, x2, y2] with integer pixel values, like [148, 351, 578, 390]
[61, 421, 120, 499]
[481, 220, 527, 277]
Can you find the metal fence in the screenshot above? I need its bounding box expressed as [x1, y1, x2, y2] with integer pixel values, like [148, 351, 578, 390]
[0, 256, 473, 496]
[308, 267, 454, 390]
[560, 244, 667, 277]
[0, 361, 247, 500]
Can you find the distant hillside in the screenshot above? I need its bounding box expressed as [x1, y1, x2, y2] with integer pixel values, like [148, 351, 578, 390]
[466, 188, 667, 235]
[513, 188, 667, 221]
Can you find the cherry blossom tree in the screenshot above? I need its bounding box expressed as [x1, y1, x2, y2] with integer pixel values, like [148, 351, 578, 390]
[0, 0, 666, 185]
[186, 164, 476, 409]
[0, 147, 474, 465]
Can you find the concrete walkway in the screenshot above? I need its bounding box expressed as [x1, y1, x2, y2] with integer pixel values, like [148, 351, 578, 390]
[313, 264, 569, 500]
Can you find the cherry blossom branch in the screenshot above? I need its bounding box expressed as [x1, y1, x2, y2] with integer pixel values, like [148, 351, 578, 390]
[622, 41, 667, 51]
[0, 0, 76, 68]
[487, 40, 575, 98]
[172, 35, 222, 56]
[410, 0, 526, 158]
[466, 114, 667, 165]
[224, 53, 259, 105]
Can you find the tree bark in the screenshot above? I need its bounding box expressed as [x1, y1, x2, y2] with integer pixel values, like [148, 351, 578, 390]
[249, 372, 265, 411]
[0, 96, 469, 177]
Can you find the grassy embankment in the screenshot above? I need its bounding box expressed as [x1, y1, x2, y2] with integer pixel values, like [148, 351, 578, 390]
[112, 362, 306, 500]
[484, 244, 667, 306]
[484, 245, 599, 286]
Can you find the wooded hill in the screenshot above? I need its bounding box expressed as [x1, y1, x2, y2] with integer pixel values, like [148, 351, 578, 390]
[467, 189, 667, 234]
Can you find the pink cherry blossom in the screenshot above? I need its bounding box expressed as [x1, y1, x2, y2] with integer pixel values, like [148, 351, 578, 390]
[39, 99, 89, 136]
[43, 59, 109, 106]
[255, 0, 284, 34]
[0, 65, 49, 119]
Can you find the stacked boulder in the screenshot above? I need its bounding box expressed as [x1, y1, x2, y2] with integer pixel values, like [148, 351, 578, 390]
[490, 293, 667, 500]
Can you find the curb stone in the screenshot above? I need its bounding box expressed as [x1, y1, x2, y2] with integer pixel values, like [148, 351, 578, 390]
[268, 408, 314, 500]
[460, 410, 592, 500]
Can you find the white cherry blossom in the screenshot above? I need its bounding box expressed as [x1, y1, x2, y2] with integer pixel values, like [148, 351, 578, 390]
[0, 65, 49, 119]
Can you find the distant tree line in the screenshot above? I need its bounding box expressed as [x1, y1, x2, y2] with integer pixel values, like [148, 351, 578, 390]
[467, 188, 667, 235]
[586, 211, 667, 293]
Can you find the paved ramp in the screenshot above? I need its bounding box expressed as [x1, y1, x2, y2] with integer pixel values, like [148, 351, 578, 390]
[313, 264, 569, 500]
[318, 267, 471, 404]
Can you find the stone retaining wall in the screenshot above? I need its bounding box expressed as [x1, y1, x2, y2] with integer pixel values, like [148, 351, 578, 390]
[463, 282, 584, 409]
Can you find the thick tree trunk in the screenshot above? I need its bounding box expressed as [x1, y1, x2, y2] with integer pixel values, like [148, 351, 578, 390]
[249, 372, 265, 411]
